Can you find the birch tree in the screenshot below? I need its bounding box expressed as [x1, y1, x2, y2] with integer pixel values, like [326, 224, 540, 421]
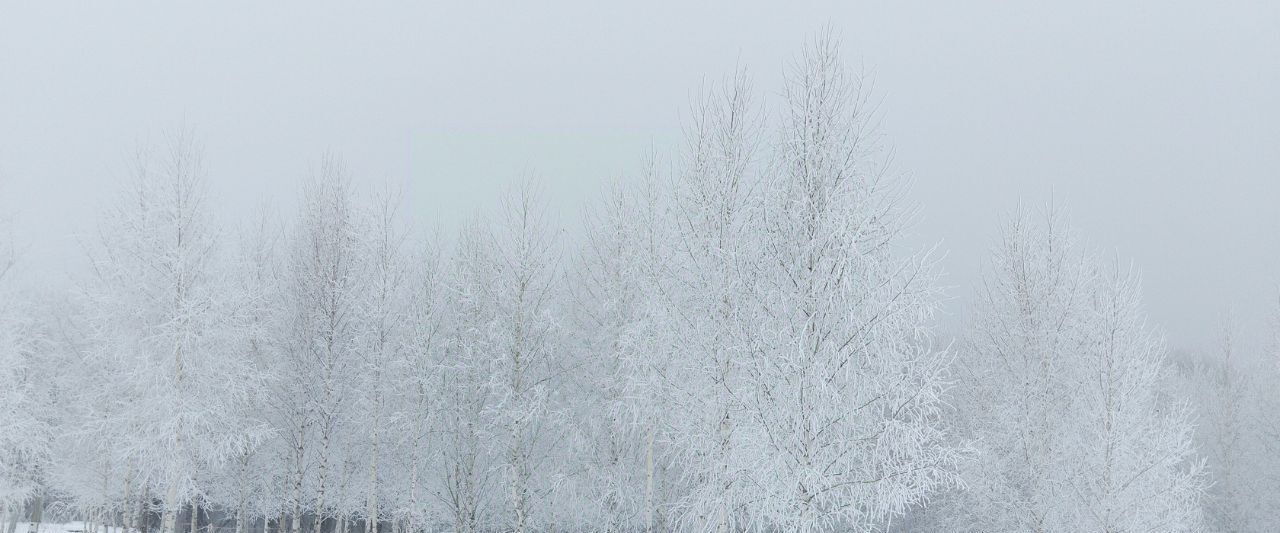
[1198, 316, 1250, 531]
[950, 208, 1205, 532]
[485, 183, 563, 533]
[438, 222, 499, 533]
[210, 210, 283, 533]
[356, 188, 411, 533]
[745, 34, 962, 531]
[661, 67, 763, 533]
[283, 155, 365, 533]
[394, 240, 445, 533]
[83, 132, 262, 533]
[1174, 309, 1280, 531]
[0, 210, 53, 522]
[565, 159, 672, 532]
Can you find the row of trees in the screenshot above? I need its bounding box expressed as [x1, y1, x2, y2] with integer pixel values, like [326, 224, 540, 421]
[1, 34, 1273, 532]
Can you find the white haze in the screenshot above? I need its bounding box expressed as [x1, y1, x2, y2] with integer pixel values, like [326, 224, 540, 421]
[1, 2, 1277, 353]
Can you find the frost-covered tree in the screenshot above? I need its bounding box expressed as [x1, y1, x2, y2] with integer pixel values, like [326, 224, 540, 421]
[438, 221, 499, 533]
[564, 158, 672, 532]
[82, 132, 263, 533]
[1199, 316, 1251, 531]
[948, 208, 1205, 532]
[1255, 294, 1280, 529]
[46, 297, 136, 523]
[660, 67, 764, 533]
[483, 183, 564, 533]
[354, 188, 412, 533]
[1173, 308, 1280, 532]
[392, 240, 446, 533]
[744, 34, 962, 532]
[205, 210, 282, 533]
[281, 155, 365, 533]
[0, 206, 53, 521]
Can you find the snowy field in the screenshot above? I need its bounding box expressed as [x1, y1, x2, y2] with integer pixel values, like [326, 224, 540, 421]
[10, 524, 127, 533]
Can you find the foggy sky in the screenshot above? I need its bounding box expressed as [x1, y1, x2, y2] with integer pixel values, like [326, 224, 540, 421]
[2, 1, 1277, 354]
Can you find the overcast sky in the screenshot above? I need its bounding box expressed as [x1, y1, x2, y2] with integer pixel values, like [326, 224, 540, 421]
[2, 1, 1277, 353]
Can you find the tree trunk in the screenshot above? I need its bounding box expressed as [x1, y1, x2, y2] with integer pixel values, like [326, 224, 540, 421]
[290, 502, 300, 533]
[160, 485, 179, 533]
[139, 493, 151, 533]
[407, 449, 419, 533]
[123, 489, 136, 533]
[234, 499, 246, 533]
[290, 454, 303, 533]
[645, 428, 655, 533]
[313, 431, 330, 533]
[717, 358, 731, 533]
[311, 511, 323, 533]
[29, 495, 44, 533]
[510, 442, 527, 533]
[366, 417, 379, 533]
[188, 504, 198, 533]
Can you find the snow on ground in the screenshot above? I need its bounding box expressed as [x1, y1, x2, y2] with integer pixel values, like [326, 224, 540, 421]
[11, 523, 128, 533]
